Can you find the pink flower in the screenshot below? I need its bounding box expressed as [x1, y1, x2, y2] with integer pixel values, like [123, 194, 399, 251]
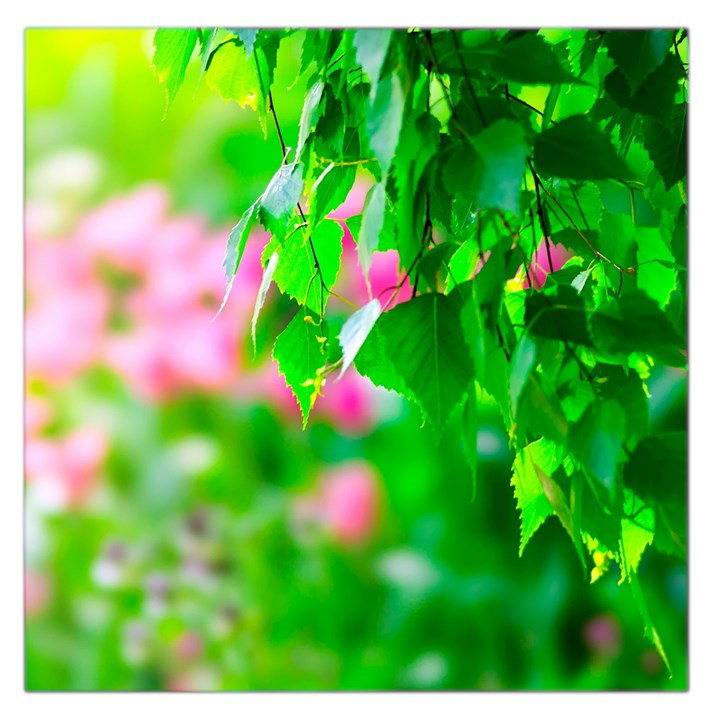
[25, 427, 108, 508]
[25, 569, 51, 617]
[523, 240, 572, 289]
[582, 613, 622, 660]
[318, 461, 380, 545]
[313, 369, 377, 435]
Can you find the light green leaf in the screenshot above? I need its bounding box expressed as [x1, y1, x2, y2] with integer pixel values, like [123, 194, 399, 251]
[297, 80, 324, 160]
[152, 29, 198, 110]
[338, 299, 382, 378]
[509, 333, 537, 415]
[358, 182, 387, 284]
[367, 72, 404, 175]
[273, 219, 343, 315]
[309, 162, 356, 227]
[353, 29, 393, 100]
[251, 251, 279, 353]
[262, 163, 304, 220]
[205, 39, 261, 109]
[272, 309, 327, 428]
[214, 199, 260, 320]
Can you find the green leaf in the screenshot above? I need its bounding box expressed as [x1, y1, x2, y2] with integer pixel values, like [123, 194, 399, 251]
[204, 38, 261, 109]
[589, 290, 686, 367]
[353, 29, 393, 100]
[338, 299, 382, 378]
[569, 398, 627, 503]
[272, 309, 327, 428]
[469, 120, 529, 215]
[605, 53, 683, 121]
[367, 72, 404, 175]
[603, 30, 674, 94]
[152, 29, 198, 110]
[533, 115, 631, 180]
[642, 104, 687, 191]
[273, 219, 343, 315]
[262, 163, 304, 220]
[490, 33, 580, 86]
[354, 316, 409, 398]
[214, 199, 260, 319]
[198, 29, 218, 71]
[511, 439, 562, 555]
[524, 283, 592, 346]
[308, 162, 356, 226]
[358, 182, 387, 283]
[509, 333, 537, 415]
[251, 251, 279, 353]
[379, 293, 475, 431]
[297, 80, 324, 160]
[464, 383, 479, 500]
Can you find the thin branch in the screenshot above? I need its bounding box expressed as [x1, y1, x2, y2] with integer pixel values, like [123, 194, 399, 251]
[529, 163, 554, 274]
[450, 30, 487, 127]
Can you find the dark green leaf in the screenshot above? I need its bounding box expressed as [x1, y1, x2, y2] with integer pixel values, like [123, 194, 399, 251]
[379, 293, 475, 431]
[533, 115, 631, 180]
[490, 33, 580, 85]
[604, 30, 674, 93]
[642, 103, 687, 190]
[589, 290, 686, 367]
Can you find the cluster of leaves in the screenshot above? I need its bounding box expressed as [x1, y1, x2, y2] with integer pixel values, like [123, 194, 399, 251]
[152, 27, 687, 671]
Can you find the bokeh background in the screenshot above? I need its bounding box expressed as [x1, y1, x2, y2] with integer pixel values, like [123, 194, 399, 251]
[24, 29, 688, 691]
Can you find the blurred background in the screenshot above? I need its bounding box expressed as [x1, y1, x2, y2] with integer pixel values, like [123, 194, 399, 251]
[24, 29, 687, 691]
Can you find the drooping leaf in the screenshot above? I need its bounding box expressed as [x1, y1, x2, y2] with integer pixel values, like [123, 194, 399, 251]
[490, 32, 580, 86]
[589, 290, 686, 367]
[378, 293, 475, 431]
[569, 398, 627, 503]
[642, 103, 687, 191]
[296, 79, 324, 160]
[367, 72, 404, 175]
[251, 251, 279, 352]
[273, 219, 343, 315]
[509, 333, 537, 415]
[308, 162, 356, 226]
[204, 38, 261, 109]
[353, 29, 393, 100]
[533, 115, 631, 180]
[338, 298, 382, 378]
[262, 163, 304, 220]
[603, 30, 674, 94]
[510, 439, 563, 556]
[272, 309, 328, 428]
[152, 29, 198, 110]
[357, 182, 387, 283]
[214, 199, 260, 320]
[469, 120, 529, 215]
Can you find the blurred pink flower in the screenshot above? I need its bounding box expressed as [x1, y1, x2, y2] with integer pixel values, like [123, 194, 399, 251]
[523, 240, 572, 289]
[318, 462, 380, 545]
[25, 395, 52, 438]
[25, 426, 108, 507]
[25, 569, 51, 617]
[582, 613, 622, 661]
[175, 631, 204, 662]
[74, 183, 169, 273]
[313, 369, 377, 435]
